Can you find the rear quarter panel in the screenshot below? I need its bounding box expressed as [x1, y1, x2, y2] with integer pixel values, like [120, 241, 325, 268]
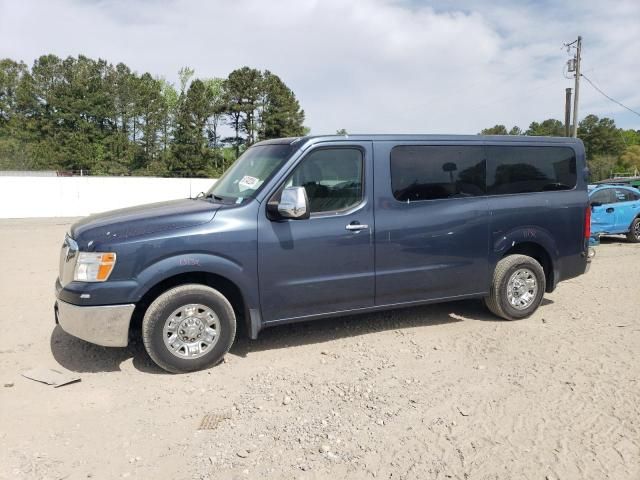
[486, 140, 588, 285]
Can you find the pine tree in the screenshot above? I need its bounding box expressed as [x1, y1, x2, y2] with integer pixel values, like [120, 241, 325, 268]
[260, 71, 305, 140]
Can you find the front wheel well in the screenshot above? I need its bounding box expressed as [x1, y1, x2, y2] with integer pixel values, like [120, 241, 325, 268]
[130, 272, 248, 338]
[502, 242, 554, 293]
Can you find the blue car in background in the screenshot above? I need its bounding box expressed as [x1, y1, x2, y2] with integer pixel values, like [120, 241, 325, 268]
[589, 184, 640, 244]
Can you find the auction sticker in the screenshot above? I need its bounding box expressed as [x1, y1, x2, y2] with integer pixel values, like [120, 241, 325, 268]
[238, 175, 260, 191]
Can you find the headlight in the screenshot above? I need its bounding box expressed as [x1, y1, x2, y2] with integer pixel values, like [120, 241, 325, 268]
[74, 252, 116, 282]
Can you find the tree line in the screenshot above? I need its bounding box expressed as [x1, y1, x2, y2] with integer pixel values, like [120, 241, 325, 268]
[0, 55, 306, 177]
[480, 117, 640, 181]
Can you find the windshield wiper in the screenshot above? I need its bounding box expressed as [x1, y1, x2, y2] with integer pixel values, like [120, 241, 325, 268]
[205, 193, 228, 202]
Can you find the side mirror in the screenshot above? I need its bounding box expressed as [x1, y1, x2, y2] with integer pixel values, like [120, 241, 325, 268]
[277, 186, 310, 220]
[590, 201, 602, 208]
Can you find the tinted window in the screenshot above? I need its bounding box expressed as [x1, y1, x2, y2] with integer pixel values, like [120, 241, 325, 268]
[486, 146, 576, 195]
[590, 188, 615, 204]
[390, 146, 485, 201]
[285, 148, 363, 214]
[615, 188, 640, 202]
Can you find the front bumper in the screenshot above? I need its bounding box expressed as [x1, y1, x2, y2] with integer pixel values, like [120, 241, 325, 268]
[54, 300, 135, 347]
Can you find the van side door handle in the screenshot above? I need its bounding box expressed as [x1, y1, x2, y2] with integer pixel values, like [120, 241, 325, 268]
[346, 222, 369, 231]
[606, 207, 615, 213]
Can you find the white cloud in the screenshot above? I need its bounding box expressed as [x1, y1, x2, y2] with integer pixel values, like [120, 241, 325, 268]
[1, 0, 638, 133]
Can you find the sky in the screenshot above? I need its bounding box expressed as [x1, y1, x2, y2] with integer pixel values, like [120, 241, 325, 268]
[1, 0, 639, 134]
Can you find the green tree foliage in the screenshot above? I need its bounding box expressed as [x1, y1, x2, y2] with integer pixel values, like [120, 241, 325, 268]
[223, 67, 263, 155]
[525, 119, 564, 136]
[479, 125, 523, 135]
[588, 155, 618, 182]
[578, 114, 625, 158]
[260, 71, 306, 140]
[620, 129, 640, 146]
[0, 55, 307, 176]
[619, 145, 640, 173]
[169, 79, 215, 177]
[480, 124, 508, 135]
[202, 77, 225, 150]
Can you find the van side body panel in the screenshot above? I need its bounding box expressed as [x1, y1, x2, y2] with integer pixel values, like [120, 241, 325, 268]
[373, 140, 491, 304]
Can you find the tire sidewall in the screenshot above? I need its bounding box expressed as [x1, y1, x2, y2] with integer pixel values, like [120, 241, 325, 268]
[497, 259, 545, 319]
[630, 218, 640, 242]
[144, 287, 236, 373]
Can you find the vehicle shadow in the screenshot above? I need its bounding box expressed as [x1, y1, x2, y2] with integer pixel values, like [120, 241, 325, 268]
[230, 298, 510, 357]
[598, 235, 630, 244]
[50, 298, 549, 372]
[50, 325, 163, 374]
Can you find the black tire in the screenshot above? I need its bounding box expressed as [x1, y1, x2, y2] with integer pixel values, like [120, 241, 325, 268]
[484, 254, 546, 321]
[142, 284, 236, 373]
[626, 217, 640, 243]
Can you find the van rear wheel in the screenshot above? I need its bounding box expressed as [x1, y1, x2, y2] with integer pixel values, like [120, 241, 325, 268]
[142, 284, 236, 373]
[484, 254, 546, 321]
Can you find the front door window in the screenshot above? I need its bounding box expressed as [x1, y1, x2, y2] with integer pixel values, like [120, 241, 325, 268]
[284, 148, 364, 214]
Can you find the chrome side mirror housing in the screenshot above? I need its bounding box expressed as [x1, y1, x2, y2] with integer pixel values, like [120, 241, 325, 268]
[277, 186, 310, 219]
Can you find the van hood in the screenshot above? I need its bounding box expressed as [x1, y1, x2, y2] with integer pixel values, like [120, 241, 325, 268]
[70, 199, 219, 247]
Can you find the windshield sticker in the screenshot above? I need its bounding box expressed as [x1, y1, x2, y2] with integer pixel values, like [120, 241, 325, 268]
[238, 175, 260, 191]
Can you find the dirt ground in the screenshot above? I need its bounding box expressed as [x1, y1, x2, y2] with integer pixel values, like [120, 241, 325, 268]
[0, 218, 638, 480]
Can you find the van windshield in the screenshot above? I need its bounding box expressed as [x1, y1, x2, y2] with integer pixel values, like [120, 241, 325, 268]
[206, 144, 293, 203]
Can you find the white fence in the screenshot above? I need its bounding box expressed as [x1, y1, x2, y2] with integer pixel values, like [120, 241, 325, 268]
[0, 176, 217, 218]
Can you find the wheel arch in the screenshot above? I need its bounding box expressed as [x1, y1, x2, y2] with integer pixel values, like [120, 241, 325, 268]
[130, 271, 252, 340]
[502, 241, 555, 293]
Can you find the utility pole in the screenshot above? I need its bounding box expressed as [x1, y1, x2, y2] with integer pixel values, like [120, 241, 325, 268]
[564, 88, 572, 137]
[571, 36, 582, 137]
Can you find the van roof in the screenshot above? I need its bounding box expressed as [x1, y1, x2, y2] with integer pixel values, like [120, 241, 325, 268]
[255, 135, 584, 146]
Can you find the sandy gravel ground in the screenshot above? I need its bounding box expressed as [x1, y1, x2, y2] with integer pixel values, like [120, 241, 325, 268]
[0, 218, 639, 480]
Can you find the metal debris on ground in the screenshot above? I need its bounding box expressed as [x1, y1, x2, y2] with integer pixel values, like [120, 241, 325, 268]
[20, 367, 80, 388]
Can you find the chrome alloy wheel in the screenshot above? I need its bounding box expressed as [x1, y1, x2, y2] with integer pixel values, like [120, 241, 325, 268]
[634, 220, 640, 240]
[506, 268, 538, 310]
[162, 304, 221, 359]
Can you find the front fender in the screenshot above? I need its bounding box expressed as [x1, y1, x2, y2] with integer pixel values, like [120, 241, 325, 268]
[130, 253, 259, 311]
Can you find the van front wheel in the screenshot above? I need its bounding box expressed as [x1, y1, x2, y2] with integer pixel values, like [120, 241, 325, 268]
[484, 254, 546, 321]
[142, 284, 236, 373]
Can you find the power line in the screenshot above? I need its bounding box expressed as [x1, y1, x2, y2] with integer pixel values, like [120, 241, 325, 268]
[581, 74, 640, 118]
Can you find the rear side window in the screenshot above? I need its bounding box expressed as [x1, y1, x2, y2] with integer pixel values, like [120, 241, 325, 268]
[486, 146, 577, 195]
[390, 146, 485, 201]
[590, 188, 615, 204]
[615, 188, 640, 202]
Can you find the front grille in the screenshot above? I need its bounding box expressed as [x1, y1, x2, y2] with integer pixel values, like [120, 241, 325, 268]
[58, 234, 79, 287]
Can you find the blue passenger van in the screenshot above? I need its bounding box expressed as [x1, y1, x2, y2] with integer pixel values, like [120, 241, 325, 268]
[55, 135, 593, 372]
